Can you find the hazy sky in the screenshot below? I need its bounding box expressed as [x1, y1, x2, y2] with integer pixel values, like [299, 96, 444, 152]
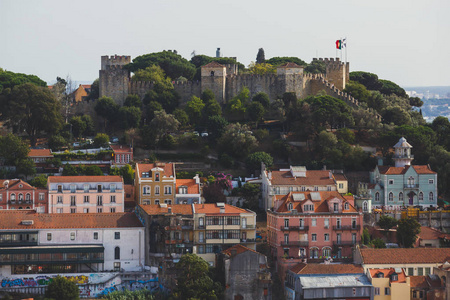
[1, 0, 449, 87]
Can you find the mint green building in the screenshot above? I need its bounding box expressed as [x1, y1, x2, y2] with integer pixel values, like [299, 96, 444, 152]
[369, 137, 438, 209]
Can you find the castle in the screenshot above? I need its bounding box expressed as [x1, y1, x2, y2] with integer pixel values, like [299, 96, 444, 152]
[99, 55, 373, 114]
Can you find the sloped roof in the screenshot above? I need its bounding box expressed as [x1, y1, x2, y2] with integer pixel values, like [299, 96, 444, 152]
[48, 176, 123, 183]
[377, 165, 436, 175]
[0, 179, 35, 190]
[176, 179, 200, 194]
[418, 226, 450, 241]
[202, 61, 225, 68]
[270, 170, 335, 186]
[409, 276, 429, 288]
[0, 211, 143, 230]
[290, 263, 363, 275]
[360, 248, 450, 264]
[333, 173, 347, 181]
[278, 62, 303, 68]
[194, 203, 251, 215]
[222, 244, 260, 256]
[276, 191, 357, 213]
[136, 163, 174, 177]
[369, 268, 407, 283]
[394, 137, 412, 148]
[28, 149, 53, 157]
[138, 204, 193, 216]
[110, 144, 132, 153]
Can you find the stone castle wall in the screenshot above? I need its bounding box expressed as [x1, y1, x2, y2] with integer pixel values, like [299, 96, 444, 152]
[99, 55, 131, 106]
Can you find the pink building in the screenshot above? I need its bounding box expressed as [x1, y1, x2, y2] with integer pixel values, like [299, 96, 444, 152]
[110, 145, 133, 166]
[267, 191, 362, 263]
[0, 179, 48, 213]
[47, 176, 124, 213]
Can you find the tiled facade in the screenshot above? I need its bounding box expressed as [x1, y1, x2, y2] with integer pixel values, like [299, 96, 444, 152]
[135, 163, 176, 205]
[47, 176, 124, 213]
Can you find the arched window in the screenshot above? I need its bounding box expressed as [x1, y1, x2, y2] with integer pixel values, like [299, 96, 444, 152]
[114, 247, 120, 260]
[155, 186, 160, 195]
[18, 194, 23, 200]
[363, 201, 368, 212]
[399, 192, 404, 202]
[419, 192, 423, 201]
[288, 203, 293, 210]
[375, 192, 380, 202]
[143, 186, 150, 195]
[322, 247, 331, 258]
[310, 248, 319, 259]
[344, 202, 349, 210]
[210, 71, 215, 77]
[429, 192, 434, 202]
[388, 192, 393, 201]
[408, 176, 415, 186]
[10, 194, 15, 201]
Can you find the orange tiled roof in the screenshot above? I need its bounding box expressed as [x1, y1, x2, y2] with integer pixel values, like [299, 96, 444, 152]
[270, 170, 335, 186]
[110, 144, 132, 153]
[409, 276, 429, 288]
[276, 191, 357, 213]
[48, 176, 123, 183]
[136, 163, 174, 177]
[278, 62, 302, 68]
[369, 268, 407, 283]
[0, 179, 36, 190]
[222, 244, 260, 256]
[419, 226, 450, 241]
[290, 263, 363, 275]
[377, 165, 436, 175]
[411, 165, 436, 174]
[202, 61, 225, 68]
[28, 149, 53, 157]
[194, 203, 251, 215]
[0, 211, 143, 229]
[360, 248, 450, 264]
[333, 173, 347, 181]
[138, 204, 193, 216]
[81, 84, 91, 89]
[176, 179, 200, 194]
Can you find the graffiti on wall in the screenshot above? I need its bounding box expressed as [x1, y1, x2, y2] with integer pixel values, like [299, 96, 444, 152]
[96, 278, 159, 297]
[2, 274, 90, 288]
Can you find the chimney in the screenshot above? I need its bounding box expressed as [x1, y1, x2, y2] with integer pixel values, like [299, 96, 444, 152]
[220, 207, 225, 214]
[194, 174, 200, 184]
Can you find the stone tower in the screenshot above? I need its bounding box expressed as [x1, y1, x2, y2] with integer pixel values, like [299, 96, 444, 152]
[393, 137, 414, 167]
[201, 62, 227, 103]
[276, 62, 304, 97]
[99, 55, 131, 106]
[314, 58, 349, 90]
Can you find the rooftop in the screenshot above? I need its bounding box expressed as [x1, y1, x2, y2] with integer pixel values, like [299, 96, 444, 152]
[275, 191, 357, 213]
[110, 144, 132, 153]
[0, 179, 36, 190]
[138, 204, 193, 216]
[48, 175, 123, 183]
[376, 165, 436, 175]
[176, 179, 200, 194]
[359, 248, 450, 264]
[418, 226, 450, 241]
[369, 268, 407, 283]
[222, 244, 260, 257]
[28, 149, 53, 157]
[270, 169, 335, 186]
[194, 203, 252, 215]
[290, 263, 363, 275]
[136, 163, 174, 178]
[202, 61, 225, 68]
[278, 62, 303, 68]
[0, 211, 143, 230]
[300, 274, 371, 289]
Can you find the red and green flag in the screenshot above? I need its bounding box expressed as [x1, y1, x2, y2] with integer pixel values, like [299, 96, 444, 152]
[336, 38, 347, 49]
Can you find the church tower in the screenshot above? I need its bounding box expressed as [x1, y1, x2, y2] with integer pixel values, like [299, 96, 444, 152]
[393, 137, 413, 168]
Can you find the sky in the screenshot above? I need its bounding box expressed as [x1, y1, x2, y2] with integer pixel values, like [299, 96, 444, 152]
[1, 0, 449, 87]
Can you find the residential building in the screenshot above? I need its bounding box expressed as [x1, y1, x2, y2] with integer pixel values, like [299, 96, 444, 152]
[367, 268, 410, 300]
[333, 172, 349, 194]
[0, 179, 48, 213]
[354, 246, 450, 276]
[135, 163, 176, 205]
[432, 262, 450, 299]
[284, 263, 373, 300]
[416, 226, 450, 248]
[136, 203, 257, 267]
[409, 275, 444, 300]
[28, 149, 53, 164]
[261, 164, 338, 210]
[221, 244, 271, 300]
[0, 210, 144, 277]
[175, 175, 201, 204]
[70, 84, 90, 102]
[47, 176, 124, 213]
[110, 144, 133, 166]
[368, 137, 438, 209]
[267, 191, 362, 263]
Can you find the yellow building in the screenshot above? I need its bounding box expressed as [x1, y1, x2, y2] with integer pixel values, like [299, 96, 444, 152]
[367, 268, 410, 300]
[333, 173, 349, 194]
[70, 84, 90, 102]
[135, 163, 176, 205]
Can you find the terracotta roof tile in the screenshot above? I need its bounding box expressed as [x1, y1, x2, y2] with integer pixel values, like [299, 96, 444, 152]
[194, 203, 251, 215]
[333, 173, 347, 181]
[110, 144, 132, 153]
[409, 276, 429, 288]
[48, 176, 123, 183]
[377, 165, 436, 175]
[360, 248, 450, 264]
[369, 268, 407, 283]
[202, 61, 225, 68]
[278, 62, 303, 68]
[28, 149, 53, 157]
[411, 165, 436, 174]
[419, 226, 450, 241]
[222, 244, 261, 256]
[138, 204, 193, 216]
[276, 191, 357, 213]
[136, 163, 174, 178]
[270, 170, 335, 186]
[290, 263, 363, 275]
[0, 211, 143, 229]
[0, 179, 36, 190]
[176, 179, 200, 194]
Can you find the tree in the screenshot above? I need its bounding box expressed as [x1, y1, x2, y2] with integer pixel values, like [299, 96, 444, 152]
[349, 71, 382, 91]
[266, 56, 307, 67]
[207, 115, 228, 142]
[252, 92, 270, 109]
[371, 238, 386, 249]
[174, 253, 222, 300]
[201, 89, 215, 103]
[2, 83, 62, 145]
[81, 115, 95, 136]
[45, 275, 80, 300]
[305, 95, 354, 129]
[409, 96, 423, 107]
[84, 165, 103, 176]
[95, 96, 119, 131]
[110, 164, 134, 185]
[119, 106, 141, 129]
[16, 159, 36, 178]
[248, 101, 265, 125]
[379, 79, 407, 97]
[172, 108, 189, 127]
[86, 78, 99, 100]
[304, 60, 326, 74]
[239, 183, 261, 211]
[397, 217, 421, 248]
[378, 215, 398, 231]
[70, 116, 87, 139]
[218, 123, 258, 159]
[145, 101, 163, 121]
[431, 116, 450, 150]
[185, 96, 205, 125]
[48, 134, 67, 151]
[0, 134, 30, 166]
[124, 94, 142, 107]
[246, 151, 273, 172]
[94, 133, 110, 147]
[336, 128, 355, 144]
[29, 174, 48, 188]
[202, 183, 226, 204]
[256, 48, 266, 64]
[149, 110, 180, 143]
[362, 228, 370, 245]
[343, 81, 371, 104]
[248, 62, 275, 75]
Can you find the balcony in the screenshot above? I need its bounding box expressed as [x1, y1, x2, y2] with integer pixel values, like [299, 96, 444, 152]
[182, 225, 193, 230]
[393, 154, 414, 159]
[165, 225, 182, 231]
[280, 241, 309, 247]
[404, 184, 419, 189]
[333, 240, 356, 246]
[280, 226, 309, 232]
[241, 224, 255, 229]
[333, 225, 361, 231]
[240, 238, 256, 243]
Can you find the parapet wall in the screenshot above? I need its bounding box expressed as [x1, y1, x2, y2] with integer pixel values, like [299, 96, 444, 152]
[101, 55, 131, 70]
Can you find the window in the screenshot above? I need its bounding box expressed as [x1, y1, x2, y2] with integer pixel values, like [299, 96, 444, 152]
[155, 173, 160, 182]
[324, 233, 329, 241]
[179, 186, 188, 194]
[339, 183, 344, 189]
[97, 185, 102, 192]
[288, 203, 293, 210]
[336, 218, 341, 229]
[389, 179, 394, 185]
[84, 196, 89, 203]
[374, 288, 380, 295]
[199, 232, 204, 242]
[363, 201, 368, 212]
[70, 208, 76, 213]
[154, 200, 160, 205]
[164, 186, 172, 195]
[408, 268, 414, 276]
[418, 267, 423, 276]
[301, 186, 306, 192]
[284, 219, 289, 228]
[110, 195, 116, 203]
[84, 208, 89, 213]
[425, 267, 431, 275]
[115, 232, 120, 240]
[39, 193, 44, 201]
[70, 196, 76, 206]
[47, 233, 52, 241]
[199, 217, 204, 227]
[57, 185, 62, 193]
[336, 233, 341, 244]
[97, 208, 103, 213]
[70, 232, 76, 240]
[93, 232, 98, 240]
[25, 194, 31, 201]
[385, 287, 390, 295]
[18, 193, 23, 201]
[408, 176, 415, 186]
[327, 186, 332, 191]
[84, 184, 89, 193]
[324, 218, 329, 228]
[110, 207, 116, 213]
[333, 203, 339, 212]
[399, 192, 404, 202]
[344, 202, 349, 210]
[419, 192, 424, 201]
[311, 218, 317, 227]
[429, 192, 434, 202]
[375, 192, 380, 202]
[57, 208, 63, 213]
[70, 185, 76, 193]
[57, 196, 63, 204]
[304, 204, 314, 211]
[126, 154, 130, 162]
[198, 245, 204, 254]
[388, 192, 394, 201]
[314, 186, 319, 191]
[114, 247, 120, 259]
[155, 186, 160, 195]
[164, 199, 172, 205]
[312, 234, 317, 241]
[10, 194, 15, 201]
[284, 234, 289, 243]
[352, 218, 357, 229]
[143, 186, 150, 195]
[323, 247, 331, 257]
[429, 179, 434, 184]
[97, 196, 103, 206]
[352, 233, 356, 244]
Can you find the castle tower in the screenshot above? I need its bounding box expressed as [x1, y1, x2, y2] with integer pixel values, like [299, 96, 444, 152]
[201, 62, 227, 103]
[315, 58, 349, 90]
[99, 55, 131, 106]
[276, 62, 304, 97]
[393, 137, 414, 167]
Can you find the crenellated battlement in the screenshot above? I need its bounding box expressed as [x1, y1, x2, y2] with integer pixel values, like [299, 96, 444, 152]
[101, 55, 131, 70]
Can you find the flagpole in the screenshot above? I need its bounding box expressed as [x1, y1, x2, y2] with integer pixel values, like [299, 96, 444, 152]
[345, 37, 348, 64]
[340, 37, 343, 61]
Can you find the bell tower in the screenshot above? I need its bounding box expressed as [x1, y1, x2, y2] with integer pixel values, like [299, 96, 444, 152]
[393, 137, 413, 168]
